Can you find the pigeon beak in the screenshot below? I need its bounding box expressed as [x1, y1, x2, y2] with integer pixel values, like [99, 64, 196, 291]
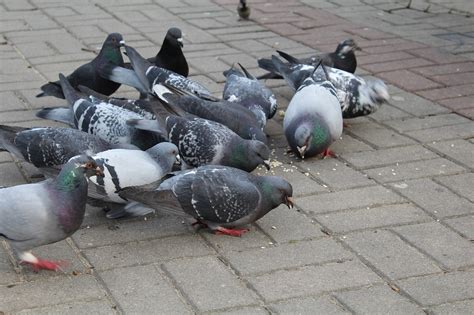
[95, 166, 104, 177]
[263, 159, 271, 170]
[297, 145, 307, 159]
[177, 37, 184, 48]
[285, 196, 294, 209]
[175, 154, 181, 165]
[119, 40, 126, 47]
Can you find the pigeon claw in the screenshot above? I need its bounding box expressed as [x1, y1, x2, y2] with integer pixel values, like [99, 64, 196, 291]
[322, 148, 336, 158]
[215, 226, 249, 237]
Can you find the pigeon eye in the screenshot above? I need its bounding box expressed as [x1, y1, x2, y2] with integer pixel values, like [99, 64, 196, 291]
[84, 162, 93, 168]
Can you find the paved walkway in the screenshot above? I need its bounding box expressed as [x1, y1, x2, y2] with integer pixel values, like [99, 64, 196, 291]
[1, 0, 473, 314]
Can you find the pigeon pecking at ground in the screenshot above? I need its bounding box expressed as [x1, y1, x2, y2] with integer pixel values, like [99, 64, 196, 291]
[124, 27, 188, 77]
[0, 155, 102, 272]
[223, 63, 277, 130]
[37, 74, 161, 150]
[119, 165, 294, 236]
[36, 33, 125, 99]
[257, 38, 360, 80]
[270, 56, 343, 158]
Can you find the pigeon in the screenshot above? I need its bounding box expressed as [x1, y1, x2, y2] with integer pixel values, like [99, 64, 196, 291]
[99, 44, 215, 100]
[124, 27, 188, 77]
[0, 155, 102, 271]
[129, 114, 271, 172]
[36, 33, 125, 99]
[119, 165, 294, 236]
[0, 125, 136, 175]
[237, 0, 251, 20]
[37, 73, 161, 150]
[88, 142, 178, 205]
[153, 84, 267, 143]
[257, 38, 360, 80]
[270, 56, 343, 158]
[260, 51, 389, 119]
[223, 63, 277, 129]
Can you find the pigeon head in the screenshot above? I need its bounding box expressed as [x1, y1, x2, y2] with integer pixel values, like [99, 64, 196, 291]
[55, 155, 102, 191]
[69, 155, 103, 178]
[259, 176, 294, 209]
[166, 27, 184, 48]
[246, 140, 271, 170]
[336, 39, 361, 56]
[358, 79, 390, 111]
[146, 142, 180, 169]
[293, 119, 331, 159]
[101, 33, 125, 65]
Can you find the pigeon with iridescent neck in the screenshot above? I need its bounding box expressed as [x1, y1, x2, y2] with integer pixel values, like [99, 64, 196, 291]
[0, 155, 102, 272]
[36, 33, 125, 99]
[119, 165, 294, 236]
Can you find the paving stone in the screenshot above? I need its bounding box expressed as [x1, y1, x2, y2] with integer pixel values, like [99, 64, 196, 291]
[0, 163, 26, 187]
[438, 96, 474, 110]
[247, 260, 381, 302]
[224, 238, 352, 276]
[389, 91, 451, 116]
[365, 158, 465, 183]
[83, 235, 213, 271]
[436, 173, 474, 202]
[211, 306, 268, 315]
[393, 222, 474, 270]
[0, 245, 18, 285]
[412, 62, 474, 76]
[330, 134, 375, 154]
[0, 275, 105, 312]
[0, 91, 28, 111]
[269, 295, 349, 314]
[14, 300, 114, 315]
[342, 145, 437, 169]
[417, 84, 474, 101]
[397, 270, 474, 306]
[444, 215, 474, 240]
[317, 204, 430, 233]
[163, 256, 258, 312]
[334, 284, 424, 314]
[385, 113, 471, 132]
[406, 122, 474, 142]
[348, 122, 416, 148]
[202, 229, 274, 253]
[391, 178, 474, 218]
[430, 299, 474, 315]
[296, 185, 405, 215]
[100, 264, 192, 314]
[369, 104, 413, 121]
[427, 139, 474, 168]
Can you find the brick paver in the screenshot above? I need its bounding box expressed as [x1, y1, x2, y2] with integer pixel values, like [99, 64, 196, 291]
[1, 0, 473, 314]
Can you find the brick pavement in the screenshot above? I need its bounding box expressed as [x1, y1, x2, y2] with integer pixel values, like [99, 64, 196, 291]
[0, 0, 473, 314]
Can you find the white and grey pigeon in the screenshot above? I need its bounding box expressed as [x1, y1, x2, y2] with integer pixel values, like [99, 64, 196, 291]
[223, 63, 277, 129]
[129, 113, 271, 172]
[87, 142, 179, 219]
[36, 74, 161, 150]
[271, 56, 343, 158]
[153, 84, 267, 143]
[119, 165, 294, 236]
[259, 50, 390, 119]
[0, 155, 102, 272]
[0, 125, 135, 175]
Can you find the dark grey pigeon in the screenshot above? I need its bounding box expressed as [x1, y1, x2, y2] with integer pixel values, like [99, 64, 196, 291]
[37, 73, 161, 150]
[0, 125, 135, 175]
[99, 44, 215, 100]
[223, 63, 277, 129]
[258, 39, 360, 80]
[129, 114, 271, 172]
[237, 0, 250, 20]
[119, 165, 294, 236]
[124, 27, 188, 77]
[36, 33, 125, 99]
[260, 51, 390, 119]
[154, 84, 267, 143]
[0, 155, 102, 272]
[272, 57, 343, 158]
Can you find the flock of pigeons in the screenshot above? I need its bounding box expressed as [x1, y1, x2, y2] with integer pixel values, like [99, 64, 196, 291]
[0, 27, 390, 272]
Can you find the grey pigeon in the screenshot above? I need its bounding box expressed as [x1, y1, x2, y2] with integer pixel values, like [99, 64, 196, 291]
[99, 44, 215, 100]
[119, 165, 294, 236]
[260, 51, 389, 119]
[223, 63, 277, 129]
[124, 27, 188, 77]
[0, 125, 134, 174]
[271, 57, 343, 158]
[258, 38, 360, 80]
[37, 73, 161, 150]
[129, 114, 271, 172]
[0, 155, 102, 272]
[154, 84, 267, 143]
[87, 142, 179, 218]
[36, 33, 125, 99]
[237, 0, 250, 20]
